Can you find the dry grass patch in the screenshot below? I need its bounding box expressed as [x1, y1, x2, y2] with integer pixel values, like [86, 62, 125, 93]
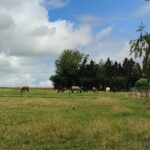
[85, 120, 121, 150]
[14, 117, 82, 140]
[111, 105, 133, 113]
[0, 117, 82, 150]
[125, 118, 150, 137]
[21, 98, 72, 107]
[92, 98, 119, 106]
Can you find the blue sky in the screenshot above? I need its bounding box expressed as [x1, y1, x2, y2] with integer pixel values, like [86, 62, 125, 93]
[0, 0, 150, 87]
[47, 0, 150, 61]
[56, 0, 149, 56]
[49, 0, 150, 36]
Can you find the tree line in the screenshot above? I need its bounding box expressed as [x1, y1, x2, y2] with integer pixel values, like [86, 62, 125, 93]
[50, 49, 142, 91]
[50, 22, 150, 91]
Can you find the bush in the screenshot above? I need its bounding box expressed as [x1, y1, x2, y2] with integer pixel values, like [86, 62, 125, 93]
[135, 78, 150, 88]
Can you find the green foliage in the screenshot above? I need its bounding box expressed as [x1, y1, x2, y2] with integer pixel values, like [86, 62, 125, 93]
[51, 49, 86, 87]
[55, 50, 85, 75]
[135, 78, 150, 88]
[129, 23, 150, 82]
[50, 75, 67, 88]
[50, 49, 142, 90]
[113, 76, 126, 90]
[122, 58, 142, 89]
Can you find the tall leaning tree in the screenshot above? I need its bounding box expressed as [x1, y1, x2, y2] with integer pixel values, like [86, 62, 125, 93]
[129, 22, 150, 83]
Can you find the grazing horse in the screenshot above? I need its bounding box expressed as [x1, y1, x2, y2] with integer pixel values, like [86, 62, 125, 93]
[106, 87, 110, 92]
[92, 87, 98, 93]
[81, 86, 88, 92]
[57, 86, 65, 93]
[21, 86, 29, 93]
[112, 87, 116, 93]
[71, 86, 82, 93]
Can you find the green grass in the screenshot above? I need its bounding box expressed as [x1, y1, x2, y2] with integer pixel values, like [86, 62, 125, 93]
[0, 89, 150, 150]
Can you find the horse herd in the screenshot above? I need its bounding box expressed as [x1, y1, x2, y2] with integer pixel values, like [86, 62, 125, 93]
[57, 86, 111, 93]
[20, 86, 112, 93]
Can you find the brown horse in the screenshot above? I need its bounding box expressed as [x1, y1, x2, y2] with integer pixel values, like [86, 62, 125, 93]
[57, 86, 65, 93]
[21, 86, 30, 93]
[92, 87, 98, 93]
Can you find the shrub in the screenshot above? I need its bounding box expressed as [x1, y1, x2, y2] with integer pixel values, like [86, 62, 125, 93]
[135, 78, 150, 88]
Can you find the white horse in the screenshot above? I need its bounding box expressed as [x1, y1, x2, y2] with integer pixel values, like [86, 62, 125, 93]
[106, 87, 110, 92]
[71, 86, 82, 93]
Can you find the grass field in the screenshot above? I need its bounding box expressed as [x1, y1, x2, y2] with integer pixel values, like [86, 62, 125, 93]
[0, 88, 150, 150]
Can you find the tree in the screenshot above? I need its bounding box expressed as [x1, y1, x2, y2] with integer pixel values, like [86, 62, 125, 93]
[50, 75, 67, 88]
[80, 60, 100, 89]
[112, 61, 119, 76]
[122, 58, 142, 89]
[104, 58, 113, 86]
[50, 50, 142, 90]
[129, 23, 150, 82]
[50, 49, 86, 88]
[112, 76, 126, 91]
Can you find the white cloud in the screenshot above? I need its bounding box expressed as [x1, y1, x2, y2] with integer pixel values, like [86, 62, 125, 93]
[96, 26, 113, 41]
[136, 3, 150, 17]
[0, 0, 134, 87]
[0, 0, 93, 87]
[0, 0, 92, 56]
[0, 52, 55, 87]
[88, 40, 131, 63]
[44, 0, 69, 9]
[0, 73, 33, 87]
[82, 27, 131, 63]
[78, 15, 102, 26]
[78, 14, 119, 26]
[38, 80, 53, 87]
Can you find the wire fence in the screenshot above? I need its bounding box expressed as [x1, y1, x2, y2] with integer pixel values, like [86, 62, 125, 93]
[130, 87, 150, 100]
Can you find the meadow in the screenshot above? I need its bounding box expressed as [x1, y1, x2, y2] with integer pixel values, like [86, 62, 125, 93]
[0, 88, 150, 150]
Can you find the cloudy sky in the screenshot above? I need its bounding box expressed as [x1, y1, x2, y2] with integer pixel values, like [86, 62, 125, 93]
[0, 0, 150, 87]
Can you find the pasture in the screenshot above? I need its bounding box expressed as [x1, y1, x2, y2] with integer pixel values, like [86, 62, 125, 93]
[0, 88, 150, 150]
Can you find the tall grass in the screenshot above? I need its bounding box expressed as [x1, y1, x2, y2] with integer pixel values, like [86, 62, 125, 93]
[0, 89, 149, 149]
